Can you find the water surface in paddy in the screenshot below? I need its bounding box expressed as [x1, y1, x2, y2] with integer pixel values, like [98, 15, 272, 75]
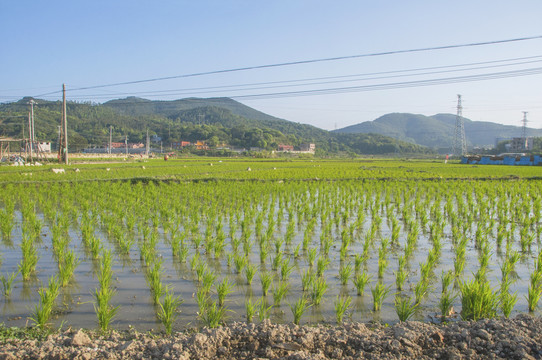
[0, 204, 537, 332]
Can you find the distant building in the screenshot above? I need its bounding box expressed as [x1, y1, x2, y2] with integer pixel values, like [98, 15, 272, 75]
[195, 140, 208, 150]
[508, 137, 533, 151]
[278, 144, 294, 152]
[37, 142, 51, 153]
[299, 143, 316, 153]
[151, 134, 162, 143]
[171, 141, 191, 149]
[110, 142, 125, 149]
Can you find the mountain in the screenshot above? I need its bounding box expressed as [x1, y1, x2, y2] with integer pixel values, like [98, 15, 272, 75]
[0, 97, 431, 155]
[334, 113, 542, 150]
[103, 97, 332, 145]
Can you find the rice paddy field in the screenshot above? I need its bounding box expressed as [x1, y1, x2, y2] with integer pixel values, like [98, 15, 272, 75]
[0, 158, 541, 333]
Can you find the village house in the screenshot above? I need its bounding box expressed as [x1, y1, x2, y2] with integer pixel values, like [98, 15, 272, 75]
[171, 141, 191, 150]
[299, 143, 316, 153]
[277, 144, 294, 152]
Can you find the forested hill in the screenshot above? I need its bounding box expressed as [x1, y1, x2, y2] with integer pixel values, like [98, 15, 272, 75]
[334, 112, 542, 150]
[0, 97, 430, 155]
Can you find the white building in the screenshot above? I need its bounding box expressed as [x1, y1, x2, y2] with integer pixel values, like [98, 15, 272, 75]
[37, 142, 51, 153]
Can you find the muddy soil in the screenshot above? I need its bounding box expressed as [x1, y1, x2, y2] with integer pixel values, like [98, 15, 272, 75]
[1, 315, 541, 359]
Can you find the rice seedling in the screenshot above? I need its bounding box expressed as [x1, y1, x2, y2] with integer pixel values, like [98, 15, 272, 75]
[0, 208, 14, 241]
[88, 235, 102, 259]
[18, 235, 39, 281]
[231, 237, 241, 253]
[245, 263, 257, 285]
[29, 276, 60, 329]
[353, 272, 371, 296]
[58, 249, 80, 287]
[501, 288, 517, 318]
[395, 295, 418, 322]
[0, 271, 18, 298]
[242, 238, 252, 258]
[259, 241, 270, 264]
[272, 252, 283, 271]
[157, 286, 183, 335]
[371, 281, 390, 311]
[285, 220, 295, 245]
[307, 248, 317, 268]
[335, 295, 352, 323]
[377, 248, 388, 279]
[201, 269, 216, 295]
[354, 253, 365, 274]
[316, 256, 329, 277]
[526, 270, 542, 312]
[179, 244, 189, 263]
[217, 278, 234, 306]
[438, 290, 457, 321]
[414, 279, 431, 305]
[395, 268, 408, 291]
[390, 217, 400, 244]
[147, 260, 166, 305]
[310, 277, 327, 306]
[441, 270, 454, 293]
[339, 262, 353, 286]
[195, 261, 207, 282]
[196, 287, 209, 316]
[199, 300, 228, 328]
[520, 226, 535, 253]
[460, 278, 498, 320]
[280, 258, 295, 281]
[245, 297, 260, 323]
[94, 250, 119, 332]
[273, 280, 290, 306]
[258, 298, 273, 322]
[301, 269, 313, 292]
[290, 296, 311, 325]
[260, 271, 273, 296]
[234, 255, 247, 275]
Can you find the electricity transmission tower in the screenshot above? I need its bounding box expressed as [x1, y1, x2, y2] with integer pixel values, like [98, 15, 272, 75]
[452, 94, 467, 156]
[521, 111, 529, 150]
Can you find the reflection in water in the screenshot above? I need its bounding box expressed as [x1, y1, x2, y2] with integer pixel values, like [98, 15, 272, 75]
[1, 298, 15, 317]
[21, 278, 38, 301]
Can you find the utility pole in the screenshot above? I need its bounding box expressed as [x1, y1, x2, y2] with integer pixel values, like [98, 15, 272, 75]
[146, 129, 150, 156]
[62, 84, 68, 164]
[30, 100, 35, 142]
[57, 126, 61, 156]
[27, 111, 33, 162]
[109, 125, 112, 155]
[522, 111, 529, 150]
[452, 94, 467, 157]
[125, 135, 128, 156]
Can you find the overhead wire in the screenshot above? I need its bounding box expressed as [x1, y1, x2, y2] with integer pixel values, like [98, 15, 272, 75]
[61, 57, 542, 101]
[27, 34, 542, 97]
[231, 67, 542, 100]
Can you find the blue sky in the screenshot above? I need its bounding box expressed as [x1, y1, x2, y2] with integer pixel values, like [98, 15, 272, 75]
[1, 1, 541, 130]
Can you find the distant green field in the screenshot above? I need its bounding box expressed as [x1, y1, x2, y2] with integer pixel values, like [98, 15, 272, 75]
[0, 158, 540, 183]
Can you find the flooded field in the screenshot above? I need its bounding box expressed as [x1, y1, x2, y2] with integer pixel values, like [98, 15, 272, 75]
[0, 159, 541, 332]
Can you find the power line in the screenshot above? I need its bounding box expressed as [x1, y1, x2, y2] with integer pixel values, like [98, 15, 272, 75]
[230, 66, 542, 100]
[10, 65, 542, 106]
[60, 56, 542, 99]
[32, 34, 542, 96]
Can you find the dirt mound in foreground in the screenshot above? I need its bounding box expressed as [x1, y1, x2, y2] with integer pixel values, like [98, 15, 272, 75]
[1, 315, 541, 359]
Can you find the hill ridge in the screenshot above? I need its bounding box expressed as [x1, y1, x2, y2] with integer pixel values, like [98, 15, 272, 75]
[334, 112, 542, 149]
